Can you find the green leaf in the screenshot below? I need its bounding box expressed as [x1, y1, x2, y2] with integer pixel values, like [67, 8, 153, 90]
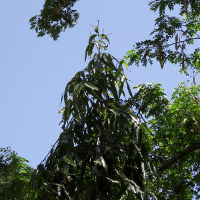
[109, 107, 120, 115]
[126, 82, 133, 98]
[63, 156, 76, 167]
[94, 26, 99, 33]
[123, 60, 128, 69]
[100, 34, 110, 44]
[85, 43, 94, 61]
[109, 80, 118, 99]
[89, 34, 97, 44]
[84, 82, 99, 91]
[58, 107, 65, 114]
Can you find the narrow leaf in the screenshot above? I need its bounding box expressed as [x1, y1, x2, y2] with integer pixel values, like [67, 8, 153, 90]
[89, 34, 97, 44]
[182, 55, 185, 72]
[94, 26, 99, 33]
[141, 49, 150, 62]
[175, 33, 178, 50]
[58, 107, 65, 114]
[123, 60, 128, 69]
[84, 82, 99, 91]
[127, 82, 133, 98]
[63, 156, 76, 167]
[85, 43, 94, 61]
[158, 45, 163, 69]
[109, 108, 120, 115]
[100, 34, 110, 44]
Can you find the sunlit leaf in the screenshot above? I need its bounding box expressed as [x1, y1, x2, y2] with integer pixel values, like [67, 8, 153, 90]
[84, 82, 99, 91]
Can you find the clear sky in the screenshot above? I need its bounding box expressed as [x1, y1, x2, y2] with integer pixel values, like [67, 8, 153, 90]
[0, 0, 197, 168]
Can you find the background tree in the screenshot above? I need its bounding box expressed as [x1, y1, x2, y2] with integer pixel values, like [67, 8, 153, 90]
[0, 147, 34, 200]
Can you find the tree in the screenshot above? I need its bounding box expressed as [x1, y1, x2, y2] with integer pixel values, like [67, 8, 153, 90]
[29, 0, 200, 199]
[0, 147, 34, 200]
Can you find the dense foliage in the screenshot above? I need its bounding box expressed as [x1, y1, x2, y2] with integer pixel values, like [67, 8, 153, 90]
[1, 0, 197, 199]
[31, 32, 200, 200]
[31, 30, 158, 199]
[0, 148, 33, 199]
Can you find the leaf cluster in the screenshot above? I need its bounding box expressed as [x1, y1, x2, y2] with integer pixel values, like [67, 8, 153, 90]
[125, 0, 200, 73]
[29, 0, 79, 40]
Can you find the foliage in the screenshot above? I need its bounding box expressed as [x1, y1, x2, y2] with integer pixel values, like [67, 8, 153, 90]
[32, 28, 154, 200]
[0, 147, 34, 200]
[125, 0, 200, 74]
[149, 83, 200, 199]
[29, 0, 79, 40]
[28, 0, 200, 199]
[30, 27, 200, 199]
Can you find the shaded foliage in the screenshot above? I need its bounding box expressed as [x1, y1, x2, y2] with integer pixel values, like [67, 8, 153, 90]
[0, 147, 34, 200]
[149, 83, 200, 199]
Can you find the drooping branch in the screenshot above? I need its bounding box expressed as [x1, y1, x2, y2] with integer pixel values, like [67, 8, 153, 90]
[158, 142, 200, 172]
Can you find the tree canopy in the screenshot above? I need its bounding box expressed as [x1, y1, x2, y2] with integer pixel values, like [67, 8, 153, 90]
[29, 0, 79, 40]
[2, 0, 200, 199]
[30, 30, 200, 199]
[0, 148, 33, 199]
[125, 0, 200, 75]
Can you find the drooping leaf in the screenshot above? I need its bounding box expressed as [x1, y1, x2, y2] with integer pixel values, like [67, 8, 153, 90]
[84, 82, 99, 91]
[100, 34, 110, 44]
[89, 34, 97, 44]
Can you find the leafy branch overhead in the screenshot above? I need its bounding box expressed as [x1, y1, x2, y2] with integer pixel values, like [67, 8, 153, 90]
[29, 0, 79, 40]
[30, 0, 200, 73]
[125, 0, 200, 73]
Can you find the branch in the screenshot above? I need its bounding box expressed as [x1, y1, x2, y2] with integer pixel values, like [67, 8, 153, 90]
[158, 142, 200, 172]
[163, 37, 200, 49]
[148, 37, 200, 50]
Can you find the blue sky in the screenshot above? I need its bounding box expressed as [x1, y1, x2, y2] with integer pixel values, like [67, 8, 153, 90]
[0, 0, 196, 168]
